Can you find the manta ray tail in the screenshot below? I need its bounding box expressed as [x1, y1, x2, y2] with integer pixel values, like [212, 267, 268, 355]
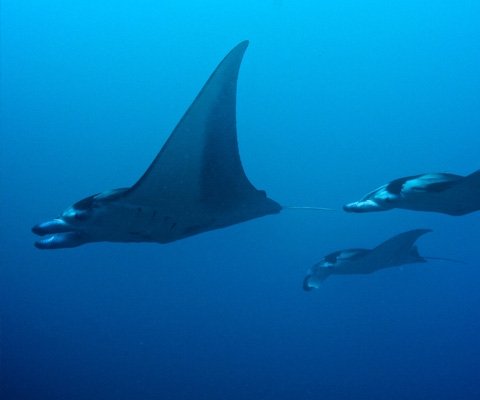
[409, 246, 427, 263]
[284, 206, 336, 211]
[424, 256, 467, 264]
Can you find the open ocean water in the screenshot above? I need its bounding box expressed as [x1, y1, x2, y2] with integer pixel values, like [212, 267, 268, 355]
[2, 1, 480, 399]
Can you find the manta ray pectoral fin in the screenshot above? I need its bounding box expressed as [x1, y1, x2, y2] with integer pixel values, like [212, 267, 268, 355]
[466, 169, 480, 180]
[402, 173, 463, 193]
[421, 180, 460, 192]
[371, 229, 432, 262]
[464, 169, 480, 189]
[408, 245, 428, 263]
[124, 41, 278, 213]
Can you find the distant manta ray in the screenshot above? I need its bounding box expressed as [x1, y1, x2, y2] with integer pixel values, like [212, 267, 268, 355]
[343, 170, 480, 215]
[303, 229, 464, 290]
[32, 41, 328, 250]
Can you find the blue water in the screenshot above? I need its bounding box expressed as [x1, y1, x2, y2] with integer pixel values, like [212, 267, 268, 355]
[2, 1, 480, 399]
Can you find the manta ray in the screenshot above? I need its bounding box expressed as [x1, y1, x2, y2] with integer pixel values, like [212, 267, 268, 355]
[303, 229, 440, 290]
[343, 170, 480, 215]
[32, 41, 285, 249]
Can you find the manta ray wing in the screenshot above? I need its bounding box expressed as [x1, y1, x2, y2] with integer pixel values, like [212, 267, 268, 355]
[370, 229, 431, 267]
[462, 169, 480, 189]
[124, 41, 280, 225]
[404, 173, 463, 193]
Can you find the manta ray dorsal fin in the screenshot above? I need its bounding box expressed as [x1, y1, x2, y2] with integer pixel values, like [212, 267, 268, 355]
[125, 41, 261, 210]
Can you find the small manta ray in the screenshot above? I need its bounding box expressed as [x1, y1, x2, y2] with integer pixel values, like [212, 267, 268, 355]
[343, 170, 480, 215]
[32, 41, 286, 249]
[303, 229, 441, 290]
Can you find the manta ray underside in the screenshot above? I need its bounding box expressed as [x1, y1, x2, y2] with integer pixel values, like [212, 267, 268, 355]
[32, 41, 282, 249]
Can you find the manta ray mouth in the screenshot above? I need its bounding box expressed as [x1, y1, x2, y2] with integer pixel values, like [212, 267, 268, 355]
[32, 219, 86, 249]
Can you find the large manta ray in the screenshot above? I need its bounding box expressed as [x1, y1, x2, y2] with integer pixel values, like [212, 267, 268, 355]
[32, 41, 283, 249]
[303, 229, 433, 290]
[343, 170, 480, 215]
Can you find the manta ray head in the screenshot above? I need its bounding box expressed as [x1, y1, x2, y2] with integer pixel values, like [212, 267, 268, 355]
[303, 262, 334, 290]
[343, 185, 397, 213]
[32, 188, 129, 249]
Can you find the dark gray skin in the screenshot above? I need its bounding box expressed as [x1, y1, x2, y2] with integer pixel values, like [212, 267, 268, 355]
[32, 41, 282, 249]
[303, 229, 431, 290]
[343, 171, 480, 215]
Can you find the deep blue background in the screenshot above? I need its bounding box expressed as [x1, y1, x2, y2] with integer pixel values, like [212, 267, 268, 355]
[2, 1, 480, 399]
